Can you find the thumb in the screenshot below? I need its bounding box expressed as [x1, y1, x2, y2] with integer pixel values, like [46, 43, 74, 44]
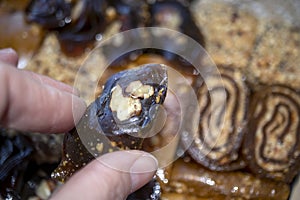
[51, 150, 158, 200]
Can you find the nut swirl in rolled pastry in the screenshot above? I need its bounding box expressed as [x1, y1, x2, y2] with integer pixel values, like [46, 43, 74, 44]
[183, 66, 249, 171]
[243, 85, 300, 183]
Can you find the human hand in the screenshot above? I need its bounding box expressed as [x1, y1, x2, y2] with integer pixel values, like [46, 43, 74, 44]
[0, 48, 158, 200]
[0, 48, 86, 133]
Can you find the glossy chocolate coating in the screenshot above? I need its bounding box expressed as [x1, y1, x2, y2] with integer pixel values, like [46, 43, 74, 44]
[127, 178, 161, 200]
[149, 0, 204, 47]
[0, 132, 33, 182]
[25, 0, 205, 58]
[26, 0, 71, 29]
[57, 0, 108, 42]
[110, 0, 147, 31]
[52, 64, 167, 185]
[97, 63, 167, 136]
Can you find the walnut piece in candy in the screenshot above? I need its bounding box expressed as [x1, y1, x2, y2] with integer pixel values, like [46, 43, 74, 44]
[52, 64, 167, 189]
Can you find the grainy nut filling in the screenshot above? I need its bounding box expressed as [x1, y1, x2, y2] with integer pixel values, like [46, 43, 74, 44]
[110, 81, 154, 121]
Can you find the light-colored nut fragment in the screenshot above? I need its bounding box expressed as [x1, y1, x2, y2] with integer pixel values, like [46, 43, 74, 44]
[36, 180, 51, 200]
[110, 81, 154, 121]
[126, 80, 154, 99]
[96, 143, 104, 153]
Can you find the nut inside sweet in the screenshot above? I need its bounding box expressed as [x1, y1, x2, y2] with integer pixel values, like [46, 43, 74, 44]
[52, 64, 168, 189]
[110, 81, 155, 121]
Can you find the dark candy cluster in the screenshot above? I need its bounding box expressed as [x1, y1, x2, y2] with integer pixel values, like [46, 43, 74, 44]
[26, 0, 204, 56]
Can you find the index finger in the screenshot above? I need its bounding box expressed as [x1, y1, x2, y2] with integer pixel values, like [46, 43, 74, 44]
[0, 62, 86, 133]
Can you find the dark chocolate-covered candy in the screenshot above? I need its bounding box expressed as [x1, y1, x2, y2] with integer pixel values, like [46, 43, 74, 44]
[148, 0, 205, 74]
[26, 0, 72, 29]
[52, 64, 167, 182]
[149, 0, 204, 47]
[0, 130, 33, 199]
[110, 0, 147, 31]
[126, 178, 161, 200]
[57, 0, 109, 55]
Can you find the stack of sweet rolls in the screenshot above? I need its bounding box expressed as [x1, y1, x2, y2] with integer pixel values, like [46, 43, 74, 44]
[159, 64, 300, 199]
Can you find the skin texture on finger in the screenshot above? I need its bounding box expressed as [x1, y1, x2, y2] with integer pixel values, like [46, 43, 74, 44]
[0, 61, 86, 133]
[0, 48, 19, 66]
[51, 151, 158, 200]
[0, 48, 78, 96]
[24, 70, 80, 96]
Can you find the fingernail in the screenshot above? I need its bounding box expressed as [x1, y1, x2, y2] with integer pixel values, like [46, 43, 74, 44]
[0, 48, 16, 55]
[0, 48, 18, 66]
[130, 153, 158, 190]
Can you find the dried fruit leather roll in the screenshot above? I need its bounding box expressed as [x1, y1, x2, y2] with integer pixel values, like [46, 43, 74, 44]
[183, 66, 249, 171]
[243, 85, 300, 183]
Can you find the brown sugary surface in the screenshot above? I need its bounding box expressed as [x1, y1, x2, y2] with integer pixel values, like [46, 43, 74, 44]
[192, 0, 300, 88]
[247, 25, 300, 88]
[163, 159, 290, 200]
[25, 34, 106, 104]
[26, 34, 85, 84]
[191, 1, 258, 69]
[161, 193, 231, 200]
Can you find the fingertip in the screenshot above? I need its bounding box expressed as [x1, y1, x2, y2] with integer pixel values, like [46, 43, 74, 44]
[129, 153, 158, 192]
[51, 151, 158, 200]
[0, 48, 18, 66]
[97, 150, 158, 175]
[98, 150, 158, 192]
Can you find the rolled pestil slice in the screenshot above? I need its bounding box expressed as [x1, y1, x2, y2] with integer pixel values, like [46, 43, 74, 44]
[51, 64, 167, 184]
[243, 85, 300, 183]
[183, 66, 249, 171]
